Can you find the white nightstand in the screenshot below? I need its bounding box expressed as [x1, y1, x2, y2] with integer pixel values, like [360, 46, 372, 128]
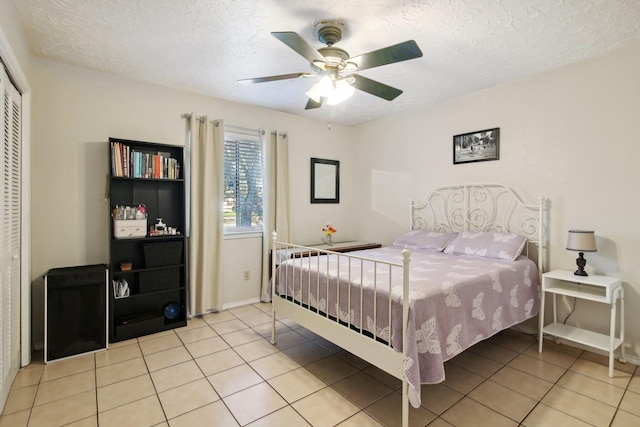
[538, 269, 625, 377]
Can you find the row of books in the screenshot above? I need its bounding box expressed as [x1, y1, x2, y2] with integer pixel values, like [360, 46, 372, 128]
[111, 141, 181, 179]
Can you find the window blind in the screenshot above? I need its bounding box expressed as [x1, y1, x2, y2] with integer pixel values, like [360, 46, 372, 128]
[223, 131, 263, 233]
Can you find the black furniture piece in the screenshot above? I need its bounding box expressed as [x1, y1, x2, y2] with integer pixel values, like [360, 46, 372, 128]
[108, 137, 187, 342]
[45, 264, 108, 363]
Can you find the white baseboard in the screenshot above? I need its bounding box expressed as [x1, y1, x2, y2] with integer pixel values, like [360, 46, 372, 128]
[222, 297, 261, 311]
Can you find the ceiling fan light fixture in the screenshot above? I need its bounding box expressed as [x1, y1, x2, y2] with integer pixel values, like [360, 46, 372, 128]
[305, 75, 354, 105]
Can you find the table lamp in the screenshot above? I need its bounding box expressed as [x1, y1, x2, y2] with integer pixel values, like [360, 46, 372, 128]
[566, 230, 597, 276]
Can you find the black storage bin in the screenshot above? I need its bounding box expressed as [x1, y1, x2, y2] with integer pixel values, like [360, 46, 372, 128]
[143, 241, 183, 267]
[45, 264, 108, 363]
[139, 267, 180, 293]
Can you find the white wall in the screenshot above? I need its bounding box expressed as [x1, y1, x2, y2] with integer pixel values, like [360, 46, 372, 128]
[29, 58, 357, 345]
[353, 40, 640, 361]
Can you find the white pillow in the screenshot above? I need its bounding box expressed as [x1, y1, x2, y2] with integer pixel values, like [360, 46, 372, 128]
[443, 231, 527, 261]
[393, 230, 458, 252]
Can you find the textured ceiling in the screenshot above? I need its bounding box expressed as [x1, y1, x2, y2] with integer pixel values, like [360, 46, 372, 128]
[13, 0, 640, 126]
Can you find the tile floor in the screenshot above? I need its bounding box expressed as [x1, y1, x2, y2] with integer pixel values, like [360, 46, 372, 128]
[1, 302, 639, 426]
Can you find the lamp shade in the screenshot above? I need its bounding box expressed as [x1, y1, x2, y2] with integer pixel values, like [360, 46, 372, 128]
[566, 230, 597, 252]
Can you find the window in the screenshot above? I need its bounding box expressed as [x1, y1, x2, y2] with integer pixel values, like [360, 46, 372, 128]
[223, 130, 263, 233]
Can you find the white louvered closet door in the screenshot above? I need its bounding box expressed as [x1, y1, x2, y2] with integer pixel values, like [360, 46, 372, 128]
[0, 63, 21, 411]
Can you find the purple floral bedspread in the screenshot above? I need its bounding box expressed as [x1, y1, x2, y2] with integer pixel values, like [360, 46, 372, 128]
[269, 245, 540, 407]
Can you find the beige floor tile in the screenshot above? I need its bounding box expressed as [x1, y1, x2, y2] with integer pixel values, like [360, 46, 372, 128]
[628, 374, 640, 393]
[469, 380, 537, 422]
[249, 351, 301, 380]
[364, 391, 436, 427]
[447, 350, 503, 378]
[28, 389, 96, 427]
[107, 337, 138, 348]
[34, 370, 95, 406]
[362, 365, 402, 389]
[618, 389, 640, 416]
[336, 411, 384, 426]
[0, 408, 30, 427]
[137, 329, 175, 342]
[144, 345, 193, 372]
[96, 356, 148, 387]
[489, 366, 553, 401]
[175, 325, 217, 344]
[611, 408, 640, 426]
[224, 382, 288, 425]
[211, 318, 249, 335]
[246, 405, 312, 427]
[305, 354, 359, 384]
[1, 384, 36, 414]
[441, 396, 517, 427]
[179, 316, 208, 330]
[283, 341, 332, 366]
[234, 338, 280, 362]
[557, 370, 625, 407]
[522, 403, 591, 427]
[208, 364, 264, 397]
[97, 374, 156, 412]
[569, 358, 632, 388]
[195, 348, 244, 376]
[95, 342, 142, 367]
[168, 400, 239, 427]
[467, 340, 519, 364]
[486, 330, 536, 353]
[267, 367, 326, 403]
[202, 310, 236, 325]
[221, 328, 263, 347]
[98, 395, 165, 427]
[253, 301, 273, 313]
[292, 387, 360, 427]
[229, 304, 263, 319]
[184, 335, 229, 359]
[65, 415, 98, 426]
[507, 353, 566, 383]
[138, 334, 183, 355]
[440, 363, 485, 394]
[313, 336, 343, 353]
[336, 350, 371, 370]
[579, 350, 636, 374]
[10, 365, 43, 389]
[419, 383, 464, 415]
[542, 385, 616, 425]
[150, 360, 204, 393]
[40, 353, 95, 382]
[158, 378, 220, 419]
[241, 312, 273, 327]
[332, 371, 394, 408]
[252, 320, 292, 339]
[271, 329, 310, 350]
[523, 343, 579, 369]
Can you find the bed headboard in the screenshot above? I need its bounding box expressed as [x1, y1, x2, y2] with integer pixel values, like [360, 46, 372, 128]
[410, 183, 547, 270]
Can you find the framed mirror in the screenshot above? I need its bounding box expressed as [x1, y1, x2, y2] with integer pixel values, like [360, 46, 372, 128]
[310, 158, 340, 203]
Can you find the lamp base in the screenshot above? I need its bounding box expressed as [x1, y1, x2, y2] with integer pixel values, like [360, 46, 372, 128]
[574, 252, 589, 276]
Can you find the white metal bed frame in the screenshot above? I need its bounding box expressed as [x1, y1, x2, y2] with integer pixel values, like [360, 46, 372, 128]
[270, 183, 546, 427]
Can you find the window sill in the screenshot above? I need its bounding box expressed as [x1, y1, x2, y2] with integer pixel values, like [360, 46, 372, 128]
[224, 231, 263, 240]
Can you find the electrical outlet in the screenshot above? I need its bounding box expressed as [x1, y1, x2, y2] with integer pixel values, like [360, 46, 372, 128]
[243, 271, 250, 281]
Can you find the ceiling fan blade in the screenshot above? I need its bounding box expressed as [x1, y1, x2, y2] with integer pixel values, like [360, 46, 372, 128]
[350, 74, 403, 101]
[272, 31, 326, 64]
[349, 40, 423, 72]
[238, 72, 313, 84]
[305, 97, 325, 110]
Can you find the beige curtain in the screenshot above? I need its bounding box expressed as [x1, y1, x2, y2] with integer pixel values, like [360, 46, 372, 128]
[188, 115, 224, 315]
[261, 130, 291, 300]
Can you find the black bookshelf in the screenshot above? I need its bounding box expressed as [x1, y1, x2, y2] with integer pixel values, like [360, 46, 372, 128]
[108, 137, 187, 342]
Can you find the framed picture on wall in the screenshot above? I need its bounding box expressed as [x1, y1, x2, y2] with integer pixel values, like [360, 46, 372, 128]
[310, 158, 340, 203]
[453, 128, 500, 164]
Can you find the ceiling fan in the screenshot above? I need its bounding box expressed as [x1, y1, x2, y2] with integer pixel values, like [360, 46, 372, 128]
[238, 20, 423, 110]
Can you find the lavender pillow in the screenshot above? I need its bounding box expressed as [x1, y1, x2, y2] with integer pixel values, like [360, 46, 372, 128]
[443, 231, 527, 261]
[393, 230, 458, 252]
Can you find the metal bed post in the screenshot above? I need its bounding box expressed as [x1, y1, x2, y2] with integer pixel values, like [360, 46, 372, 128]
[271, 231, 278, 345]
[401, 247, 411, 427]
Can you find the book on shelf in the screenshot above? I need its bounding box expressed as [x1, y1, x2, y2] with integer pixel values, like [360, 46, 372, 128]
[110, 141, 181, 179]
